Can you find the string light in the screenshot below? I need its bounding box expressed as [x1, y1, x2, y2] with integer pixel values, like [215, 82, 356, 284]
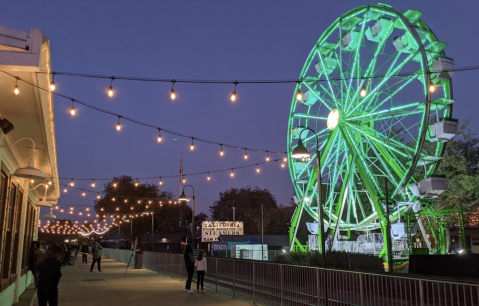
[91, 180, 96, 188]
[281, 163, 285, 168]
[157, 129, 162, 143]
[159, 178, 163, 185]
[244, 149, 248, 160]
[107, 77, 115, 97]
[256, 166, 260, 173]
[112, 197, 116, 201]
[170, 80, 176, 100]
[69, 99, 76, 116]
[230, 81, 238, 102]
[63, 188, 67, 193]
[220, 144, 224, 156]
[81, 191, 86, 197]
[124, 199, 128, 203]
[48, 180, 52, 185]
[190, 138, 195, 151]
[112, 182, 117, 188]
[50, 73, 56, 91]
[182, 178, 186, 184]
[283, 157, 287, 162]
[69, 180, 75, 187]
[116, 116, 122, 131]
[97, 194, 101, 199]
[295, 82, 302, 101]
[134, 180, 139, 187]
[429, 83, 436, 93]
[30, 179, 34, 184]
[360, 86, 367, 97]
[230, 169, 235, 177]
[266, 151, 270, 162]
[14, 78, 19, 95]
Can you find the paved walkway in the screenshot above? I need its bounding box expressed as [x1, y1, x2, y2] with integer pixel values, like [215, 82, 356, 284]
[16, 258, 251, 306]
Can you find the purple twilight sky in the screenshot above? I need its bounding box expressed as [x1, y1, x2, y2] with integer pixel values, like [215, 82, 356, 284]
[1, 1, 478, 223]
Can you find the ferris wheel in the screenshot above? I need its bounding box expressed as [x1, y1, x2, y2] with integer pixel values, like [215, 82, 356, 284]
[287, 4, 457, 250]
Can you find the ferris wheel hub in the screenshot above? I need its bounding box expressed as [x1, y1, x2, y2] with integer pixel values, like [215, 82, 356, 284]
[327, 109, 341, 130]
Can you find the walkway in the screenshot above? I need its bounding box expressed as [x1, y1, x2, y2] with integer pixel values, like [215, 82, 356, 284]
[16, 258, 250, 306]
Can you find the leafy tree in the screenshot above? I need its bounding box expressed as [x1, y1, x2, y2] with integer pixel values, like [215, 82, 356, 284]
[94, 175, 192, 240]
[210, 186, 300, 236]
[432, 118, 479, 223]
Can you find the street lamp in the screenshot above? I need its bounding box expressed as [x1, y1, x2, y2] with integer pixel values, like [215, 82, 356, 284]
[292, 128, 326, 261]
[142, 211, 154, 251]
[292, 128, 328, 305]
[178, 185, 195, 248]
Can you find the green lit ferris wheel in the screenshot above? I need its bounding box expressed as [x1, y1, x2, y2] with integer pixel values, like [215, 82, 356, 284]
[287, 3, 457, 252]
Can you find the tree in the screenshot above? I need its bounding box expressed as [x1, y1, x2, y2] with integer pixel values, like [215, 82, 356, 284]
[94, 175, 192, 241]
[432, 118, 479, 223]
[209, 186, 295, 235]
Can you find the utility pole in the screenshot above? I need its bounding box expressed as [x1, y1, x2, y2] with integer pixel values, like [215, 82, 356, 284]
[385, 179, 393, 274]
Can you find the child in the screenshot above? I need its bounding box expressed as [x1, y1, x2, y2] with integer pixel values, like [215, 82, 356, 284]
[194, 250, 207, 293]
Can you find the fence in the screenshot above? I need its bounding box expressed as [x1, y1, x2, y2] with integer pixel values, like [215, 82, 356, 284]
[103, 248, 479, 306]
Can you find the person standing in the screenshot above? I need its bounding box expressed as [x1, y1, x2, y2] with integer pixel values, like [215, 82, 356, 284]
[90, 242, 103, 272]
[183, 244, 195, 293]
[36, 245, 63, 306]
[28, 241, 39, 289]
[73, 242, 80, 260]
[81, 243, 89, 264]
[194, 250, 207, 294]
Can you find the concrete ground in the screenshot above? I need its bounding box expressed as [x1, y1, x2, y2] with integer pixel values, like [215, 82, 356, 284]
[16, 258, 251, 306]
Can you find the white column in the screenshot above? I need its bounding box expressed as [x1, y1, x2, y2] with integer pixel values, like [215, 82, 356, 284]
[14, 180, 30, 303]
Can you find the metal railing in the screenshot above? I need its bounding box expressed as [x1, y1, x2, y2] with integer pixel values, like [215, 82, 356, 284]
[103, 248, 479, 305]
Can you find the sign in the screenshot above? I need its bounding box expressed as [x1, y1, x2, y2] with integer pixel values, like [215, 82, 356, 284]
[201, 221, 244, 242]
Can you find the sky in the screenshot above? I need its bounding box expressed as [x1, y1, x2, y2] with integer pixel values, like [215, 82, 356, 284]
[1, 1, 478, 223]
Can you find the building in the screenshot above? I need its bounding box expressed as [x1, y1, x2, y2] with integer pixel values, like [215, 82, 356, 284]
[0, 25, 60, 305]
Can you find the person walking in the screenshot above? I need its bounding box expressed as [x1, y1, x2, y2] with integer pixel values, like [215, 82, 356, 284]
[81, 242, 89, 263]
[90, 242, 103, 272]
[183, 244, 195, 293]
[36, 245, 63, 306]
[194, 250, 207, 294]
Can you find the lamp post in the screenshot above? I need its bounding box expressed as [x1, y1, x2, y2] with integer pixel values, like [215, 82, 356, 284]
[292, 128, 328, 305]
[142, 211, 154, 251]
[178, 185, 195, 248]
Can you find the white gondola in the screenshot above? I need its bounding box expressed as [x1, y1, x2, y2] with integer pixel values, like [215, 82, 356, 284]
[428, 119, 458, 142]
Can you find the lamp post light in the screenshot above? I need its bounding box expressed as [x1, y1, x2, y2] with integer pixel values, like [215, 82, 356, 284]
[178, 185, 195, 248]
[142, 211, 154, 251]
[292, 128, 328, 305]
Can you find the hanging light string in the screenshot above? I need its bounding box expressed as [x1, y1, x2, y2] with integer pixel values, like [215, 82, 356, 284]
[52, 157, 284, 182]
[0, 70, 286, 154]
[32, 65, 479, 84]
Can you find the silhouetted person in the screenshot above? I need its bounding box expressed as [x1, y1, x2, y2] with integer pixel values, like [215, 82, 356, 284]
[37, 245, 63, 306]
[90, 242, 103, 272]
[183, 244, 195, 293]
[28, 241, 39, 288]
[81, 243, 89, 263]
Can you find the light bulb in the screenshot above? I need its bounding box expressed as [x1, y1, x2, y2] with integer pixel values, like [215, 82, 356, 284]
[296, 89, 303, 101]
[50, 82, 56, 91]
[97, 195, 101, 199]
[360, 86, 367, 97]
[159, 180, 163, 185]
[230, 91, 237, 102]
[157, 134, 162, 143]
[116, 122, 121, 131]
[112, 197, 116, 201]
[256, 168, 260, 173]
[281, 163, 285, 168]
[134, 182, 139, 187]
[113, 183, 117, 188]
[48, 180, 52, 185]
[190, 140, 195, 150]
[230, 170, 235, 177]
[207, 174, 211, 181]
[182, 179, 186, 183]
[266, 155, 270, 162]
[429, 83, 436, 93]
[14, 85, 19, 95]
[116, 207, 119, 211]
[91, 182, 96, 188]
[70, 107, 76, 116]
[283, 157, 287, 162]
[108, 86, 114, 97]
[63, 188, 67, 193]
[69, 182, 75, 187]
[170, 89, 176, 100]
[30, 179, 34, 184]
[244, 152, 248, 160]
[82, 192, 86, 197]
